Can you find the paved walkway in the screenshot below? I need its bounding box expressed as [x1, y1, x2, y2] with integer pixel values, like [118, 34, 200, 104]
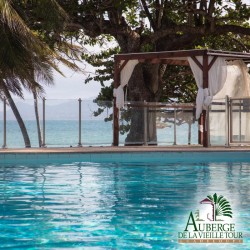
[1, 145, 250, 154]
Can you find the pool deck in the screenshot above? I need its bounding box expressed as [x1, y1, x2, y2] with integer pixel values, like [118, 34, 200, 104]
[1, 145, 250, 154]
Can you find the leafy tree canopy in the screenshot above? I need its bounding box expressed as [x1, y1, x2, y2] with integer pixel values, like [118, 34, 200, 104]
[13, 1, 250, 103]
[55, 0, 250, 102]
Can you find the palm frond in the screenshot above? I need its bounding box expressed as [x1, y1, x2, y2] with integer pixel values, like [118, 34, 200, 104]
[0, 0, 36, 45]
[1, 0, 84, 99]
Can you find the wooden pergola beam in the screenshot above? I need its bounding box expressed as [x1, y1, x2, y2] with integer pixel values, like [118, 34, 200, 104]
[119, 59, 129, 73]
[116, 49, 250, 61]
[115, 49, 206, 61]
[208, 56, 218, 70]
[191, 56, 203, 70]
[139, 58, 189, 66]
[161, 59, 189, 66]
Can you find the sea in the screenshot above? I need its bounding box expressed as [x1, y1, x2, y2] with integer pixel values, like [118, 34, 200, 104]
[0, 120, 199, 148]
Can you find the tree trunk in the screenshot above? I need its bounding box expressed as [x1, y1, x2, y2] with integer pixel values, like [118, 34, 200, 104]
[2, 84, 31, 148]
[33, 91, 42, 147]
[125, 63, 166, 145]
[115, 24, 193, 145]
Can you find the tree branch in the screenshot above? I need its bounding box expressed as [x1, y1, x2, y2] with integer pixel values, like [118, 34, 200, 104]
[208, 0, 215, 17]
[145, 23, 250, 44]
[216, 24, 250, 36]
[140, 0, 156, 31]
[145, 25, 205, 43]
[156, 0, 164, 29]
[230, 36, 250, 51]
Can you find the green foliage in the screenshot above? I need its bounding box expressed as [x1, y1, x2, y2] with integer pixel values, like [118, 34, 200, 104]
[119, 108, 132, 135]
[0, 0, 80, 98]
[59, 0, 250, 103]
[196, 34, 250, 53]
[76, 0, 250, 126]
[161, 65, 197, 103]
[13, 0, 68, 47]
[0, 0, 54, 97]
[93, 85, 113, 121]
[82, 45, 118, 87]
[223, 1, 250, 21]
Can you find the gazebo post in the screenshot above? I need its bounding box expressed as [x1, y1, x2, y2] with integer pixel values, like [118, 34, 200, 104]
[198, 115, 203, 145]
[113, 56, 120, 146]
[202, 54, 209, 147]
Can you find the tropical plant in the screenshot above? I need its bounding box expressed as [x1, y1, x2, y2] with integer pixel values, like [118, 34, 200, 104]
[0, 0, 81, 147]
[0, 0, 49, 147]
[207, 193, 233, 221]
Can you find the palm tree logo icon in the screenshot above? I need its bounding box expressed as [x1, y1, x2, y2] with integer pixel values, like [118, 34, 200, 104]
[200, 193, 233, 221]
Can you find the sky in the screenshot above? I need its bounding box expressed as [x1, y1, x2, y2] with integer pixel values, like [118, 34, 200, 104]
[23, 39, 114, 101]
[23, 41, 111, 101]
[23, 62, 103, 101]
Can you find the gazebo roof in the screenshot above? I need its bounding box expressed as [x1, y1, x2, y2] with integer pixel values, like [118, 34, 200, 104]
[115, 49, 250, 65]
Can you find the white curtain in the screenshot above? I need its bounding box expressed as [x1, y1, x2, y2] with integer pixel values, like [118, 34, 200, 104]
[113, 59, 139, 109]
[213, 60, 250, 98]
[188, 56, 227, 119]
[210, 60, 250, 144]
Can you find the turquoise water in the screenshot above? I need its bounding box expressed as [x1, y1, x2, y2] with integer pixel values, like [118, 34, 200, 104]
[0, 120, 198, 148]
[0, 153, 249, 249]
[0, 120, 115, 148]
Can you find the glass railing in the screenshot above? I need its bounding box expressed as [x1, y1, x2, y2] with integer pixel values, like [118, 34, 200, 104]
[209, 98, 227, 146]
[230, 98, 250, 144]
[120, 102, 198, 146]
[209, 96, 250, 146]
[0, 98, 114, 148]
[0, 99, 199, 148]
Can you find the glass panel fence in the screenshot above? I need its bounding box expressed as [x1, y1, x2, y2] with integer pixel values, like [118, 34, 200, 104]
[82, 100, 114, 146]
[0, 99, 44, 148]
[230, 98, 250, 144]
[1, 99, 199, 148]
[0, 98, 115, 148]
[120, 103, 145, 145]
[209, 98, 227, 146]
[120, 102, 198, 146]
[44, 99, 78, 147]
[159, 105, 198, 146]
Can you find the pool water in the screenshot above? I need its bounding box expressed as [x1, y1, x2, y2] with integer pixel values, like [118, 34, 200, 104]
[0, 155, 249, 249]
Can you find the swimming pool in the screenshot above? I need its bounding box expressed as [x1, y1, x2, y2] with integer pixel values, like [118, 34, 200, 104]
[0, 152, 249, 249]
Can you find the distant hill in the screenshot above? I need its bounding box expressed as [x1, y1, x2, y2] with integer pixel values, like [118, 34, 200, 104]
[0, 100, 112, 120]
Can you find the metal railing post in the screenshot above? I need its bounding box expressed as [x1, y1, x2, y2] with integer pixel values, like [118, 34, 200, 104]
[239, 99, 242, 143]
[42, 97, 46, 147]
[2, 97, 7, 149]
[207, 105, 210, 147]
[78, 98, 82, 147]
[173, 107, 177, 145]
[143, 100, 148, 146]
[188, 123, 191, 145]
[225, 95, 230, 147]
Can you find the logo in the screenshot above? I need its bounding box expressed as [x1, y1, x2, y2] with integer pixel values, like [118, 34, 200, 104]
[178, 193, 243, 243]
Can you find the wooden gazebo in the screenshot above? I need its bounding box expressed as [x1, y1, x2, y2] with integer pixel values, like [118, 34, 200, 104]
[113, 49, 250, 147]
